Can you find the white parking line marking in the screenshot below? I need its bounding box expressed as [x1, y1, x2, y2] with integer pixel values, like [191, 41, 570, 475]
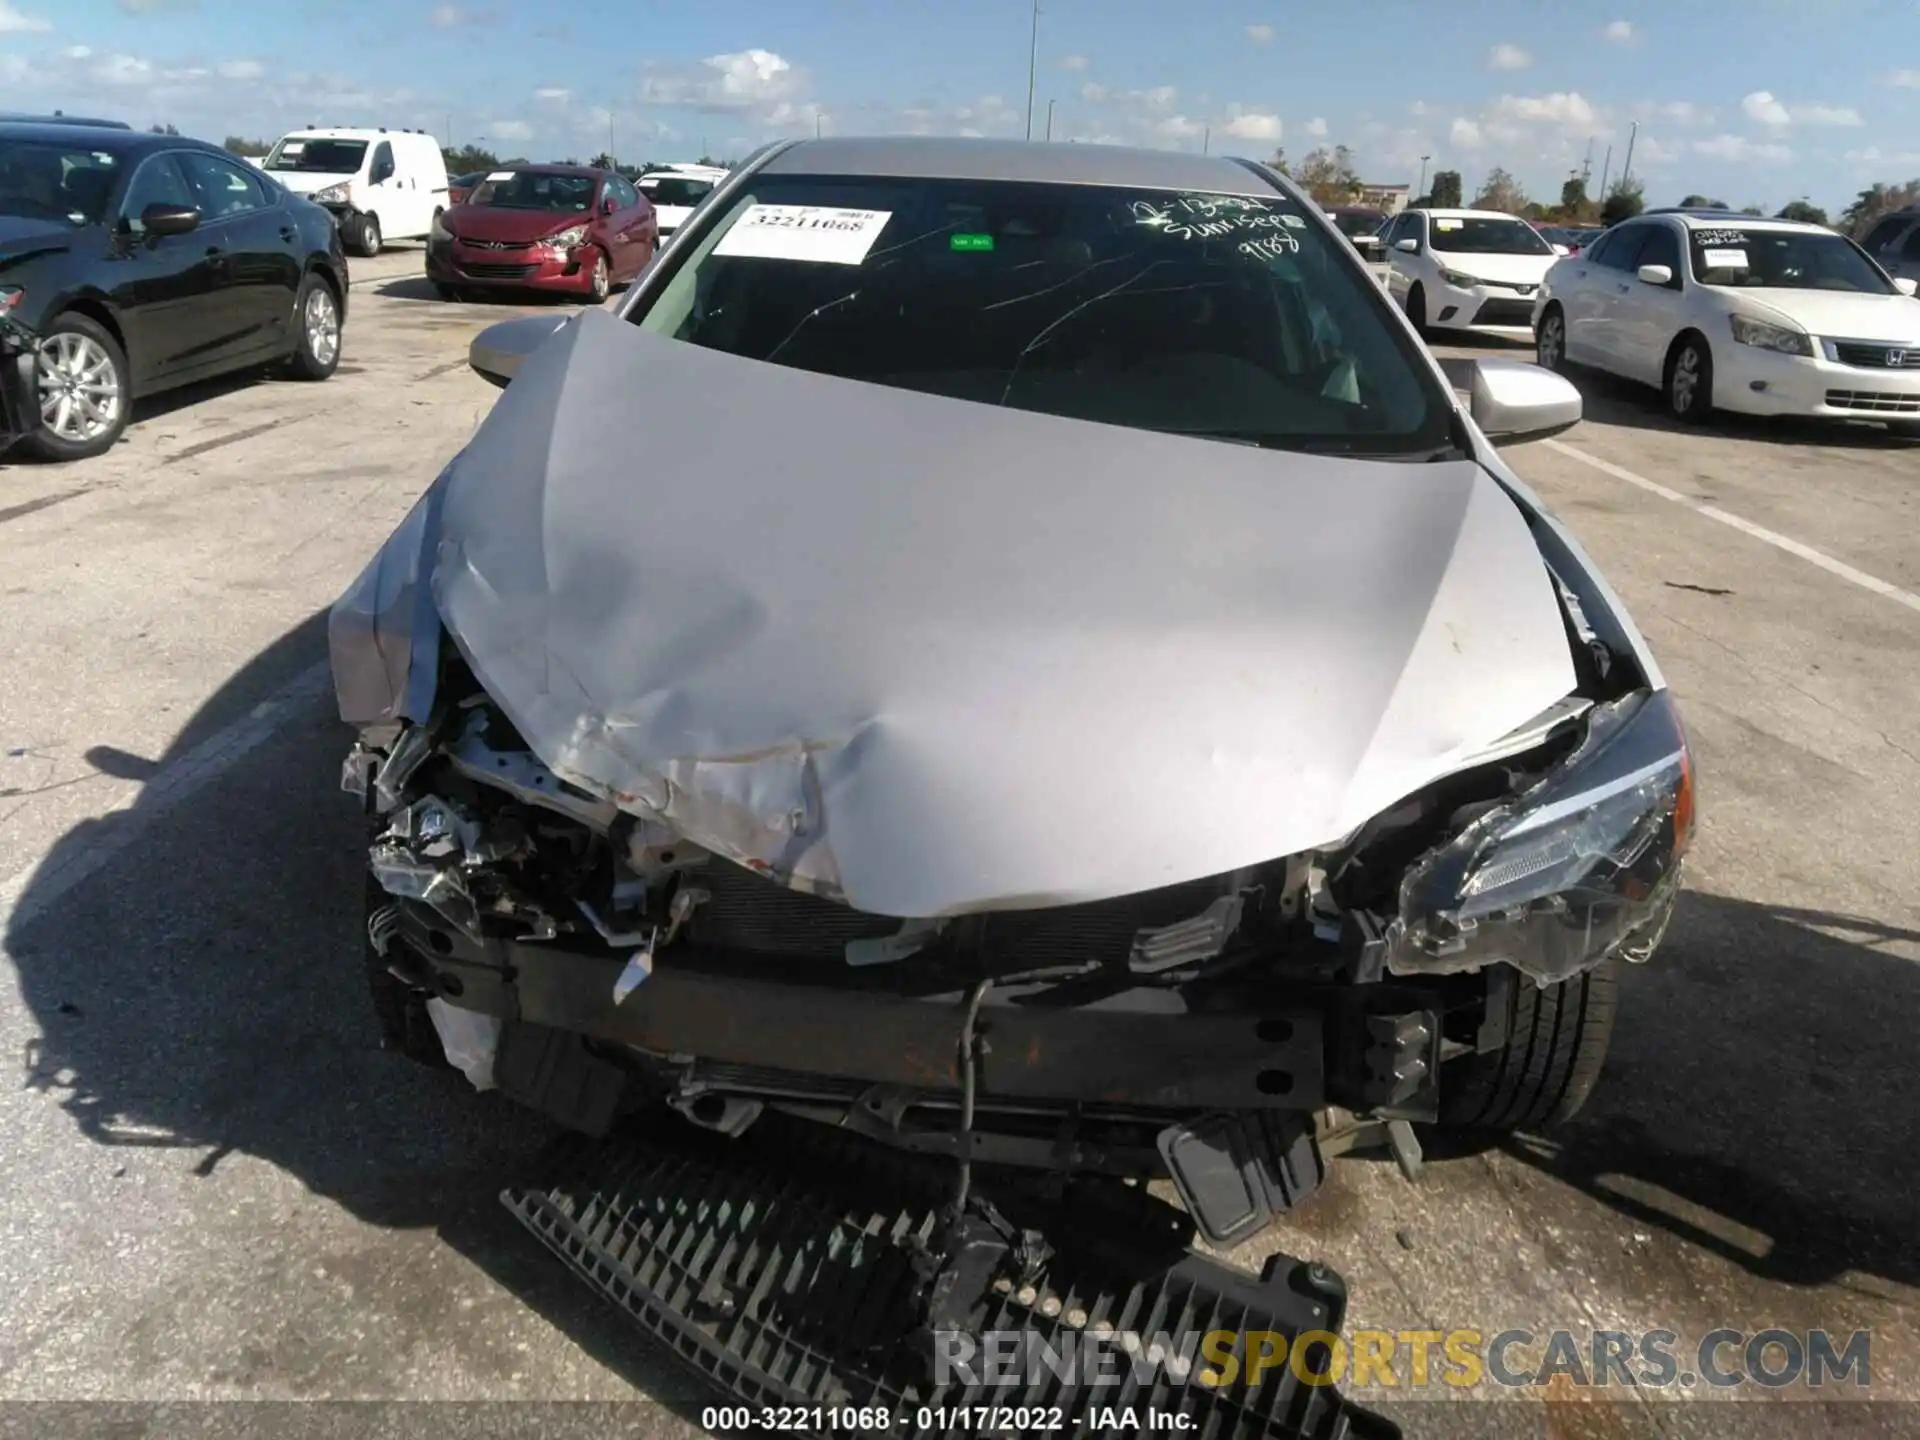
[1541, 438, 1920, 616]
[0, 661, 333, 933]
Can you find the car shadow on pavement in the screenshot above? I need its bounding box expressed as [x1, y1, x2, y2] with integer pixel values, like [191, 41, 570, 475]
[3, 612, 708, 1415]
[1504, 886, 1920, 1292]
[374, 277, 599, 308]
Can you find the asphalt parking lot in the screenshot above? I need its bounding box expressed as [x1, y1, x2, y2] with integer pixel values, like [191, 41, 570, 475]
[0, 247, 1916, 1438]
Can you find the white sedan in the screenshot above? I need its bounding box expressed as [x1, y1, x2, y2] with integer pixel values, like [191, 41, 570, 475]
[1381, 207, 1561, 336]
[1531, 209, 1920, 428]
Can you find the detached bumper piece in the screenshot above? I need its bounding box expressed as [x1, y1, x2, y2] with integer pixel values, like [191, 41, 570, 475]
[503, 1115, 1398, 1439]
[0, 325, 34, 457]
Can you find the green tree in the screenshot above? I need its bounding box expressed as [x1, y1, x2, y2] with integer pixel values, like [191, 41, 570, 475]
[1428, 169, 1463, 208]
[442, 143, 502, 175]
[1677, 193, 1726, 209]
[1838, 180, 1920, 236]
[1774, 199, 1830, 226]
[588, 151, 615, 170]
[222, 135, 272, 157]
[1294, 145, 1362, 205]
[1472, 166, 1528, 214]
[1738, 203, 1765, 216]
[148, 122, 180, 136]
[1266, 146, 1290, 176]
[1558, 176, 1593, 222]
[1600, 177, 1645, 226]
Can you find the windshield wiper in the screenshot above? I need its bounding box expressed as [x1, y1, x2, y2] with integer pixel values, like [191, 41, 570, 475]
[1177, 430, 1468, 462]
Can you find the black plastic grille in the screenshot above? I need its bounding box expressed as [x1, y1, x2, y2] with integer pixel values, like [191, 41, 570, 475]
[1832, 341, 1920, 369]
[503, 1118, 1398, 1439]
[457, 261, 538, 279]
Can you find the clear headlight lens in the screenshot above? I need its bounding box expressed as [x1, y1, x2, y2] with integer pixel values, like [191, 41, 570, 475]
[1438, 267, 1478, 288]
[548, 225, 590, 249]
[1730, 314, 1814, 356]
[1390, 689, 1695, 985]
[313, 182, 351, 205]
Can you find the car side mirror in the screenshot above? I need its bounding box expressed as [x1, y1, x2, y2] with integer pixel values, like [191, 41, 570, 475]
[1395, 237, 1420, 253]
[141, 203, 201, 238]
[602, 196, 618, 215]
[1637, 263, 1674, 286]
[1896, 277, 1918, 297]
[468, 313, 572, 389]
[1467, 356, 1582, 445]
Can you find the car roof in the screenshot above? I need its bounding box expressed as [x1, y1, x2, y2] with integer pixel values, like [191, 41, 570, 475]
[1408, 207, 1526, 220]
[278, 128, 435, 141]
[483, 163, 604, 178]
[0, 120, 217, 155]
[757, 136, 1280, 196]
[1652, 213, 1828, 235]
[0, 112, 131, 130]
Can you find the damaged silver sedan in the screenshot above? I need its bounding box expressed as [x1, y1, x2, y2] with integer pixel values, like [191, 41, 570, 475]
[329, 138, 1694, 1254]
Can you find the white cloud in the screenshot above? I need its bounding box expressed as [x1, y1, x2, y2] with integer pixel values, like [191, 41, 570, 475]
[639, 48, 808, 115]
[1649, 100, 1710, 126]
[0, 0, 51, 32]
[1080, 81, 1178, 114]
[429, 3, 483, 27]
[1889, 69, 1920, 88]
[1741, 90, 1791, 126]
[1220, 110, 1282, 141]
[63, 42, 89, 57]
[1245, 23, 1273, 45]
[1450, 116, 1484, 148]
[217, 58, 263, 81]
[1488, 43, 1532, 71]
[534, 86, 571, 103]
[1793, 102, 1863, 126]
[1058, 53, 1090, 71]
[1489, 90, 1601, 132]
[1844, 144, 1920, 168]
[92, 52, 154, 85]
[1151, 114, 1206, 141]
[1694, 133, 1792, 163]
[1305, 116, 1329, 137]
[486, 118, 533, 142]
[1603, 19, 1636, 43]
[1633, 136, 1680, 166]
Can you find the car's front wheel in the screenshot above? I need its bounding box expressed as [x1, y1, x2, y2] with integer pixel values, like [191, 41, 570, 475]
[19, 312, 130, 462]
[1665, 334, 1714, 424]
[1535, 305, 1569, 372]
[1404, 282, 1428, 336]
[286, 273, 342, 381]
[355, 212, 383, 258]
[1438, 960, 1619, 1133]
[587, 248, 611, 303]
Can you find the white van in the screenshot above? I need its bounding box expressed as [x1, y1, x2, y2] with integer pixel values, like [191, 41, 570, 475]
[636, 163, 728, 241]
[262, 127, 450, 256]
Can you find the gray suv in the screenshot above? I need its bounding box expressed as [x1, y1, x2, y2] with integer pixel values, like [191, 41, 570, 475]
[1860, 207, 1920, 280]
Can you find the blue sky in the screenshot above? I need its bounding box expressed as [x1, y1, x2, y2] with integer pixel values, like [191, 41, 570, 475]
[3, 0, 1918, 212]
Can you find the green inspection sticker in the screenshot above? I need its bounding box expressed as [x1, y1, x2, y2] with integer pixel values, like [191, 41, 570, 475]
[950, 233, 995, 252]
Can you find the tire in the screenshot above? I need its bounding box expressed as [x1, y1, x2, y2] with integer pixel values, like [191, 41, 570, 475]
[1438, 960, 1619, 1132]
[587, 247, 611, 304]
[286, 273, 342, 381]
[1404, 282, 1428, 336]
[1535, 305, 1569, 373]
[1665, 334, 1714, 424]
[354, 212, 383, 258]
[18, 311, 130, 463]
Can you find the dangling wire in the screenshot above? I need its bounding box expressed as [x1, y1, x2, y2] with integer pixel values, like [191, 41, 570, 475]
[949, 977, 994, 1215]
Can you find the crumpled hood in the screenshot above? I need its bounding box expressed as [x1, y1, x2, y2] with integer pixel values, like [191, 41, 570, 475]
[270, 170, 347, 197]
[336, 309, 1578, 917]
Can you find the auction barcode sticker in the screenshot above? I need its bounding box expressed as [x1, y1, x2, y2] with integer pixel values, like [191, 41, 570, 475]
[713, 205, 894, 265]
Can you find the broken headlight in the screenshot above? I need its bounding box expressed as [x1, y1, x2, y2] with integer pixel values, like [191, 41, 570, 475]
[1389, 689, 1694, 985]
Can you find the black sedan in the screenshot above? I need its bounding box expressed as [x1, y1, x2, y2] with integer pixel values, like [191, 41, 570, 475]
[0, 121, 349, 462]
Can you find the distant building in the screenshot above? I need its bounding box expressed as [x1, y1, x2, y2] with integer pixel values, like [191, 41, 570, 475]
[1357, 182, 1410, 214]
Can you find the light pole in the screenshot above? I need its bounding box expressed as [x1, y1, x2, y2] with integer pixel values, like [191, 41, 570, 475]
[1417, 154, 1430, 198]
[1620, 120, 1638, 191]
[1024, 0, 1041, 141]
[1045, 98, 1054, 142]
[1202, 124, 1210, 155]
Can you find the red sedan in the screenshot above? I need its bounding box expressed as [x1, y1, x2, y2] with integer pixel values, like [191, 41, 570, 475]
[426, 164, 656, 302]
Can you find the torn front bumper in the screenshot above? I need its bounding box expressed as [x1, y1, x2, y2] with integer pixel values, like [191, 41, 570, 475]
[507, 1114, 1401, 1439]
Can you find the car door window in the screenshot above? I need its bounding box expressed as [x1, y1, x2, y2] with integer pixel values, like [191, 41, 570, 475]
[1861, 216, 1909, 252]
[1635, 224, 1682, 286]
[608, 176, 639, 210]
[120, 153, 197, 233]
[369, 142, 395, 184]
[176, 151, 268, 220]
[1900, 226, 1920, 260]
[1595, 226, 1650, 272]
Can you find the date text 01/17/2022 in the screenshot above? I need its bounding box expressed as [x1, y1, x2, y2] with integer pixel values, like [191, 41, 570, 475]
[699, 1404, 1199, 1432]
